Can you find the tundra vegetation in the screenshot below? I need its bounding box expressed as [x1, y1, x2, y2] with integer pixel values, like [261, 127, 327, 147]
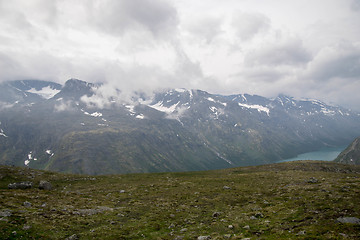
[1, 161, 360, 239]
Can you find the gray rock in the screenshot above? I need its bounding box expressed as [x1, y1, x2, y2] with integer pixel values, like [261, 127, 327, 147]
[8, 181, 33, 189]
[228, 225, 234, 229]
[23, 225, 31, 230]
[73, 206, 113, 216]
[307, 177, 318, 183]
[197, 236, 211, 240]
[250, 216, 257, 220]
[223, 186, 231, 190]
[180, 228, 188, 232]
[336, 217, 360, 224]
[23, 201, 32, 207]
[39, 181, 52, 190]
[0, 210, 12, 217]
[65, 234, 78, 240]
[0, 217, 9, 222]
[296, 230, 306, 235]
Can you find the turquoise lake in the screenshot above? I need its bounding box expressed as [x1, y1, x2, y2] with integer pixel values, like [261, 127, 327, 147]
[278, 146, 347, 163]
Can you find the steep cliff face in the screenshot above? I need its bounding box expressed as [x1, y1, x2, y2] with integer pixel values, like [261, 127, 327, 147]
[335, 137, 360, 165]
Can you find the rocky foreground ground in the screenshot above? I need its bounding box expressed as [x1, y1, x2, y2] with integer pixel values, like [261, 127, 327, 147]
[1, 161, 360, 239]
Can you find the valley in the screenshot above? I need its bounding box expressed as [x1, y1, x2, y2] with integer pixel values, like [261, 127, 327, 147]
[1, 79, 360, 174]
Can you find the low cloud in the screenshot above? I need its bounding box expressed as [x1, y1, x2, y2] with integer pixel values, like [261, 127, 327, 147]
[54, 99, 75, 112]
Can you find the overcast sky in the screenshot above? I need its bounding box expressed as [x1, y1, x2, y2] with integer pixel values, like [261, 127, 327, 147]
[1, 0, 360, 110]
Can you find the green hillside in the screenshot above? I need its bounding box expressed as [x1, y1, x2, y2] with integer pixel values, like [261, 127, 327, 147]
[1, 161, 360, 239]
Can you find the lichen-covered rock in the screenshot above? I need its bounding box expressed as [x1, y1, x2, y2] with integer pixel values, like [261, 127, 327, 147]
[197, 236, 211, 240]
[39, 180, 52, 190]
[8, 182, 33, 189]
[336, 217, 360, 224]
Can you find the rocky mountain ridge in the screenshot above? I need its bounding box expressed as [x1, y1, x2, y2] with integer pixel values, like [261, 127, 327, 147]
[1, 79, 360, 174]
[335, 137, 360, 165]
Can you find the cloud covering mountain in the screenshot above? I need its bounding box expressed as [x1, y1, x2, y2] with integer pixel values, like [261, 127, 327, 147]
[0, 0, 360, 110]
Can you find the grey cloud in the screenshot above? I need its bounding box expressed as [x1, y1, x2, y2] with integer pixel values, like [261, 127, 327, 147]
[232, 12, 270, 41]
[351, 0, 360, 11]
[236, 67, 285, 83]
[245, 38, 312, 67]
[186, 16, 223, 44]
[90, 0, 179, 38]
[306, 42, 360, 81]
[0, 0, 58, 29]
[0, 53, 20, 82]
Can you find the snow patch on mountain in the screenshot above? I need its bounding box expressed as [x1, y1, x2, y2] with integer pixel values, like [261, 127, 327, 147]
[25, 151, 38, 166]
[321, 108, 336, 116]
[0, 122, 8, 137]
[207, 97, 215, 102]
[175, 88, 186, 93]
[209, 106, 217, 112]
[82, 109, 103, 117]
[238, 103, 270, 116]
[136, 114, 145, 119]
[26, 86, 61, 99]
[207, 97, 227, 107]
[125, 105, 136, 115]
[149, 101, 179, 114]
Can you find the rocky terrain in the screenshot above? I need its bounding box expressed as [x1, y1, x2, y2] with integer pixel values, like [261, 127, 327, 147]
[335, 137, 360, 165]
[1, 161, 360, 239]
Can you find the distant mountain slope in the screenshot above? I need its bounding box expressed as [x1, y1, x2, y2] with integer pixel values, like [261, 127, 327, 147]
[334, 137, 360, 165]
[1, 79, 360, 174]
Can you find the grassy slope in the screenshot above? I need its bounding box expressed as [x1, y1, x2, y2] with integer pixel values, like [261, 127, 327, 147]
[0, 161, 360, 239]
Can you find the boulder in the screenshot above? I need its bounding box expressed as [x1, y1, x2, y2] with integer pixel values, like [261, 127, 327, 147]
[8, 182, 33, 189]
[336, 217, 360, 224]
[197, 236, 211, 240]
[39, 181, 52, 190]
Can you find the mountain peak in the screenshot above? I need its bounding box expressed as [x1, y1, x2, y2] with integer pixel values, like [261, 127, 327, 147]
[64, 78, 93, 88]
[56, 79, 96, 99]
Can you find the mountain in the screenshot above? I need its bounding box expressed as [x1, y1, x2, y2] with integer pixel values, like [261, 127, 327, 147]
[334, 137, 360, 165]
[1, 79, 360, 174]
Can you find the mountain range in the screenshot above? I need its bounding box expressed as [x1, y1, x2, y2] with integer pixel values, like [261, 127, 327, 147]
[1, 79, 360, 174]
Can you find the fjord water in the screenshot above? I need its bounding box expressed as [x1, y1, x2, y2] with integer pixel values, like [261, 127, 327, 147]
[278, 146, 346, 162]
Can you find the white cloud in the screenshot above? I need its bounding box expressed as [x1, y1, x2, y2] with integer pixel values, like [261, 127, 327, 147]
[185, 15, 224, 44]
[0, 0, 359, 110]
[305, 42, 360, 81]
[88, 0, 179, 39]
[231, 11, 270, 41]
[245, 38, 312, 67]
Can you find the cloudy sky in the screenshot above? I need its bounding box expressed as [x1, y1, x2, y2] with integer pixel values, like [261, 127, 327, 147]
[1, 0, 360, 110]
